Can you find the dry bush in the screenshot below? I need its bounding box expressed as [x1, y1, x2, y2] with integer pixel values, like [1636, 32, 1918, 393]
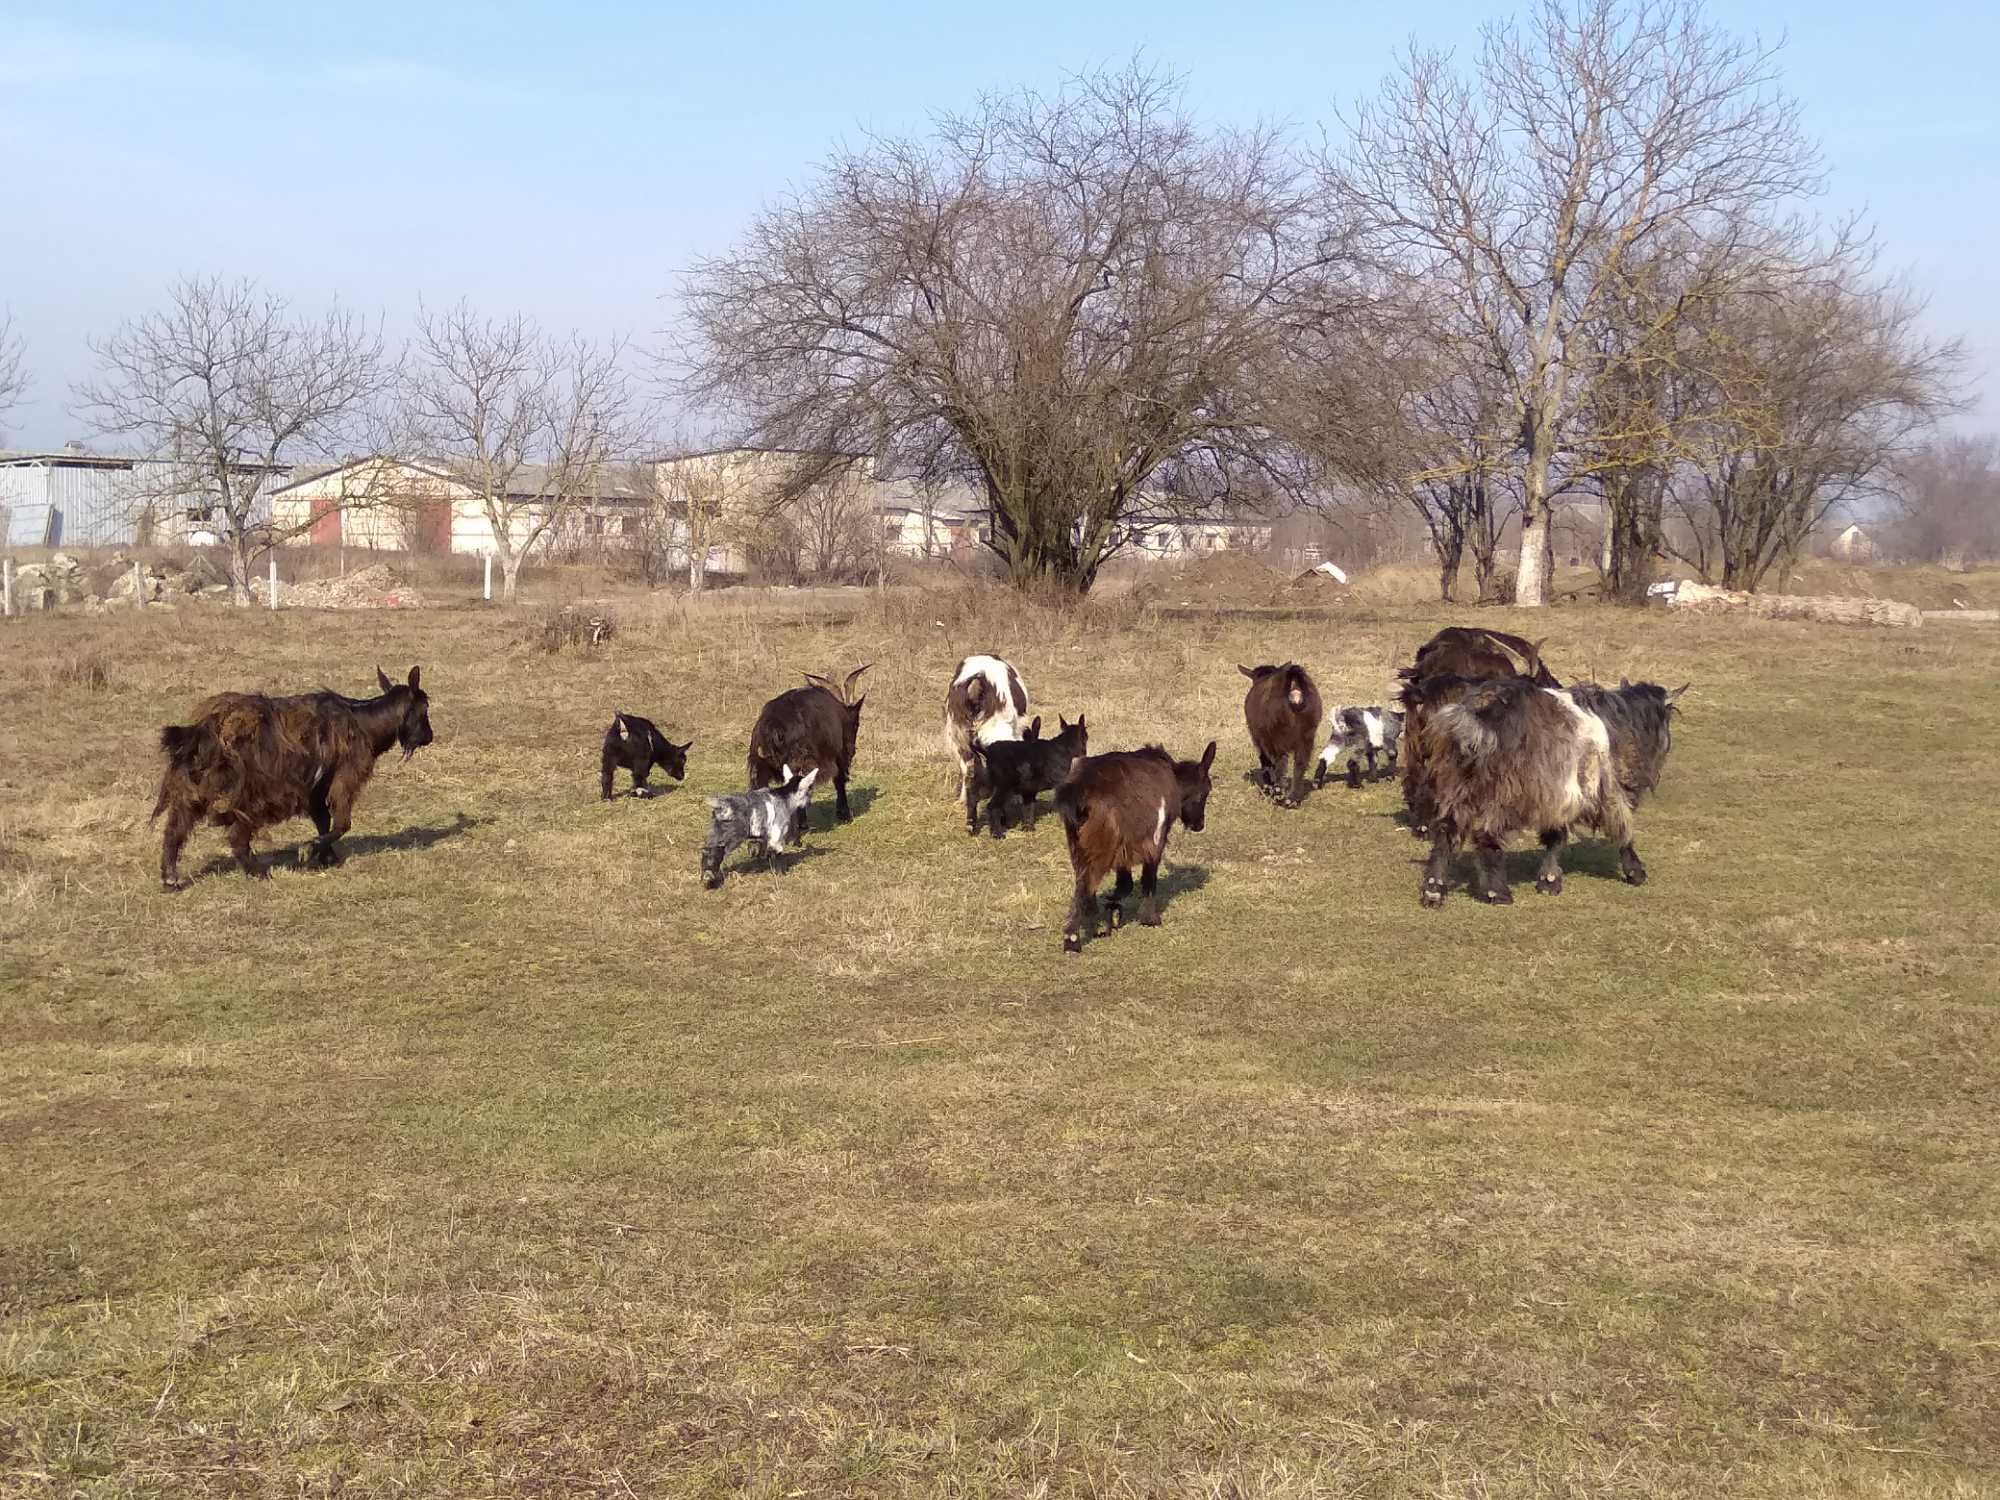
[524, 602, 619, 654]
[29, 651, 113, 692]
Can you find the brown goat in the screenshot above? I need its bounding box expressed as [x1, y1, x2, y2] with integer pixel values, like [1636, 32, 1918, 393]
[1053, 742, 1216, 952]
[1399, 628, 1562, 838]
[151, 666, 434, 890]
[1239, 662, 1322, 807]
[747, 664, 870, 835]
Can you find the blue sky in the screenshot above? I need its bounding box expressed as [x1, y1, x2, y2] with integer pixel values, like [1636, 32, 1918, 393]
[2, 0, 1994, 446]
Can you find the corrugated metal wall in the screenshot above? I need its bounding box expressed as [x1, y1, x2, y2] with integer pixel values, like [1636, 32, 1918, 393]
[0, 461, 277, 548]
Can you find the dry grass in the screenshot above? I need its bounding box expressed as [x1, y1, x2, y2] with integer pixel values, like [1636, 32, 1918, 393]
[1, 587, 1997, 1497]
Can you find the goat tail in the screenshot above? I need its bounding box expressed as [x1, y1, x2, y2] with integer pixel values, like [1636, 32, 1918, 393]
[1053, 778, 1087, 835]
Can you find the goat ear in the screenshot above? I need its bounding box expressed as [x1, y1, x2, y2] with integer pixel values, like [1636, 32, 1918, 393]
[1237, 664, 1256, 680]
[803, 672, 832, 691]
[842, 663, 873, 699]
[1027, 716, 1041, 738]
[408, 665, 421, 691]
[377, 666, 394, 693]
[676, 739, 694, 753]
[797, 767, 819, 794]
[1620, 676, 1632, 691]
[1667, 683, 1690, 703]
[1200, 740, 1217, 773]
[780, 763, 794, 782]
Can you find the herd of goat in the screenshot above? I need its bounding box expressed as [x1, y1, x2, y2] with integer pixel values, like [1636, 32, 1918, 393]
[149, 627, 1686, 947]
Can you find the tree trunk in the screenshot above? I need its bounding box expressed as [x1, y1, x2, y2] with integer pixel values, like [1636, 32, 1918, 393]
[1436, 536, 1463, 602]
[1515, 439, 1554, 607]
[1601, 469, 1665, 606]
[229, 531, 254, 608]
[499, 549, 523, 603]
[687, 518, 708, 593]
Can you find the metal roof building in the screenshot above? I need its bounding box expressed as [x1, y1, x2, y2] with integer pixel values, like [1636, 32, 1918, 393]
[0, 445, 290, 548]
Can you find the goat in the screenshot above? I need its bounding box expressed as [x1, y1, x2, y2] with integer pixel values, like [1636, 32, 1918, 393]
[968, 714, 1087, 838]
[1399, 628, 1562, 838]
[747, 664, 869, 835]
[944, 654, 1029, 833]
[701, 766, 819, 888]
[600, 711, 691, 799]
[1408, 676, 1685, 908]
[1239, 663, 1323, 807]
[1053, 741, 1216, 952]
[1315, 706, 1404, 789]
[152, 665, 434, 890]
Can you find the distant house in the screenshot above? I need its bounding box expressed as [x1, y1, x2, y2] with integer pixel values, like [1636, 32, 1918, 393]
[1114, 510, 1273, 561]
[268, 458, 650, 556]
[877, 478, 991, 559]
[0, 444, 290, 548]
[1833, 523, 1876, 562]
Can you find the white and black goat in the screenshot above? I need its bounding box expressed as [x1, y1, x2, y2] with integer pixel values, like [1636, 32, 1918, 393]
[701, 766, 820, 889]
[1314, 706, 1403, 789]
[943, 654, 1029, 834]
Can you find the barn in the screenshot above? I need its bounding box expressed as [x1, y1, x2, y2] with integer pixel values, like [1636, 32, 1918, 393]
[0, 445, 289, 548]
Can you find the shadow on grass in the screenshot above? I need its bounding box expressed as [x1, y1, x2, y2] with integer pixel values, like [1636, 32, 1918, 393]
[807, 783, 878, 832]
[1078, 863, 1213, 947]
[706, 841, 834, 888]
[179, 813, 484, 886]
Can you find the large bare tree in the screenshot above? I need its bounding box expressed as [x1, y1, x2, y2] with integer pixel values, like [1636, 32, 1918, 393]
[400, 303, 637, 603]
[0, 308, 25, 439]
[1891, 435, 2000, 568]
[74, 276, 389, 604]
[1665, 256, 1965, 590]
[680, 63, 1323, 592]
[1322, 0, 1824, 606]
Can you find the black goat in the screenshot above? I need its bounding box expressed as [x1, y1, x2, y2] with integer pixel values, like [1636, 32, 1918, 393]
[968, 714, 1088, 838]
[600, 711, 692, 799]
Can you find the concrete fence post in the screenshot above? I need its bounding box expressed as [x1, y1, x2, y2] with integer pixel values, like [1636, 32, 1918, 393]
[2, 557, 12, 617]
[269, 553, 279, 611]
[133, 559, 143, 603]
[484, 553, 493, 602]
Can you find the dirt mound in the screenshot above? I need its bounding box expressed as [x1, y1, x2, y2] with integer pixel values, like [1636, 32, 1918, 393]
[275, 563, 426, 609]
[1129, 552, 1344, 608]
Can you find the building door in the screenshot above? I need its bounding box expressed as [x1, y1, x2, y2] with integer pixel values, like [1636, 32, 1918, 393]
[309, 494, 342, 546]
[417, 499, 452, 553]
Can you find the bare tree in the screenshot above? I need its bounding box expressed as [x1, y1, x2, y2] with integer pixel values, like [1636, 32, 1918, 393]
[646, 444, 773, 592]
[0, 308, 25, 439]
[73, 276, 389, 604]
[681, 63, 1325, 593]
[1665, 256, 1965, 590]
[1323, 0, 1824, 606]
[1891, 435, 2000, 568]
[400, 303, 637, 603]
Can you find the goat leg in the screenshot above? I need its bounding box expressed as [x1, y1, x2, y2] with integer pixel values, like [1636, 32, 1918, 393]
[229, 820, 268, 880]
[1420, 819, 1456, 908]
[1474, 834, 1513, 904]
[834, 771, 852, 823]
[700, 841, 728, 890]
[1536, 829, 1566, 895]
[1106, 868, 1134, 929]
[1619, 843, 1648, 886]
[1139, 861, 1161, 926]
[1063, 875, 1096, 953]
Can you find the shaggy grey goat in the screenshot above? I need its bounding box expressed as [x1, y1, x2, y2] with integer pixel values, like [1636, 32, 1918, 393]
[701, 766, 819, 889]
[1315, 706, 1404, 789]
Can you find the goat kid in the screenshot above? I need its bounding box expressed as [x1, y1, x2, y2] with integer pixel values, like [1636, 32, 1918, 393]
[748, 663, 869, 836]
[152, 665, 434, 890]
[701, 766, 820, 888]
[1410, 676, 1685, 908]
[1315, 706, 1404, 789]
[1054, 741, 1216, 952]
[1239, 662, 1322, 807]
[968, 714, 1087, 837]
[944, 654, 1029, 833]
[600, 711, 692, 799]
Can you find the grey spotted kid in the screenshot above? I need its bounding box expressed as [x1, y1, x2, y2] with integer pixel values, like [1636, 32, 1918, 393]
[701, 766, 819, 889]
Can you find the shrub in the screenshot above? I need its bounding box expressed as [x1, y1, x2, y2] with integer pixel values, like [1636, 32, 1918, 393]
[526, 604, 618, 654]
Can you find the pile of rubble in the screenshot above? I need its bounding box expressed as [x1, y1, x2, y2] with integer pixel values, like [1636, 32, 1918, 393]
[264, 563, 426, 610]
[5, 553, 424, 614]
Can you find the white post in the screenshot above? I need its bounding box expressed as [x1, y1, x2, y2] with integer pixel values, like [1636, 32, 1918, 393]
[269, 553, 279, 611]
[133, 558, 143, 602]
[484, 552, 493, 601]
[2, 557, 12, 617]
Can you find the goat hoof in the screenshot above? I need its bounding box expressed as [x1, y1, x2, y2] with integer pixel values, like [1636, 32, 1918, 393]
[1536, 876, 1563, 896]
[1420, 882, 1446, 909]
[1482, 886, 1514, 905]
[161, 878, 187, 894]
[1063, 933, 1082, 954]
[1139, 910, 1160, 928]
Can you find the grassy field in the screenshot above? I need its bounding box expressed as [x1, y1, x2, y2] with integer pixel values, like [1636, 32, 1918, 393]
[2, 588, 1997, 1497]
